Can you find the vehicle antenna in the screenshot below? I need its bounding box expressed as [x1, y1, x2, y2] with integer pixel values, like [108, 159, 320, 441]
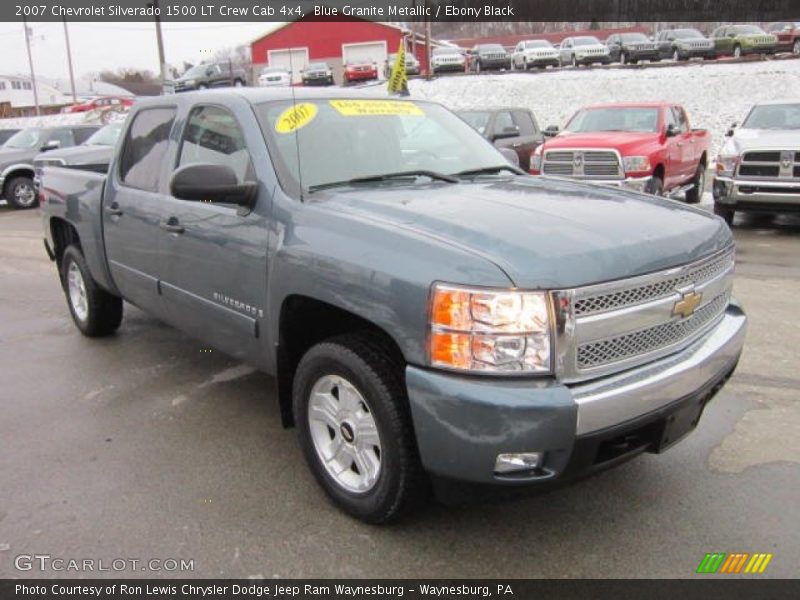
[288, 50, 305, 202]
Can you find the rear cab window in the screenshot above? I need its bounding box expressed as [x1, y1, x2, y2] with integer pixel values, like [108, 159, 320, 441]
[119, 107, 177, 192]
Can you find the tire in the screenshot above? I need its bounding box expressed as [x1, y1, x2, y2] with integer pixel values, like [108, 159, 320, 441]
[61, 245, 123, 337]
[475, 60, 481, 73]
[793, 39, 800, 55]
[684, 163, 706, 204]
[713, 204, 735, 226]
[733, 45, 742, 58]
[293, 333, 425, 524]
[197, 83, 208, 90]
[572, 55, 577, 67]
[620, 51, 627, 65]
[4, 175, 38, 209]
[233, 79, 244, 87]
[645, 176, 664, 197]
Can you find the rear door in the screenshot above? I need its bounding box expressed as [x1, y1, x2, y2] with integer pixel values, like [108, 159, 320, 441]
[103, 106, 176, 315]
[157, 104, 269, 362]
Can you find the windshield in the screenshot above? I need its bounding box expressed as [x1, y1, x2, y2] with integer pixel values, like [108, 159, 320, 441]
[84, 123, 123, 146]
[182, 65, 208, 78]
[566, 107, 660, 133]
[4, 128, 44, 149]
[673, 29, 704, 39]
[731, 25, 764, 35]
[621, 33, 649, 42]
[574, 37, 601, 46]
[458, 111, 491, 134]
[743, 104, 800, 129]
[524, 40, 552, 49]
[256, 99, 508, 194]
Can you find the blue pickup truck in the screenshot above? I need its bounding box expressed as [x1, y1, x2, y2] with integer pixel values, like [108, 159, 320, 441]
[39, 89, 746, 523]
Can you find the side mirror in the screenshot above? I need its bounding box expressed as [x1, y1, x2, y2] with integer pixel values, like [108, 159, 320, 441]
[665, 124, 678, 137]
[725, 122, 738, 137]
[170, 163, 256, 207]
[40, 140, 61, 152]
[498, 147, 519, 167]
[492, 125, 520, 141]
[543, 125, 560, 137]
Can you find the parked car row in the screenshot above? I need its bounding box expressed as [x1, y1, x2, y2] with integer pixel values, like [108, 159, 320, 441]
[458, 96, 800, 228]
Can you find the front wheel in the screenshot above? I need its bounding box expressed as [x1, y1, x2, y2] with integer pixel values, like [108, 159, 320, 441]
[733, 45, 742, 58]
[645, 176, 664, 197]
[293, 334, 425, 523]
[233, 79, 244, 87]
[684, 163, 706, 204]
[571, 55, 577, 67]
[713, 204, 735, 226]
[61, 246, 123, 337]
[5, 176, 37, 209]
[793, 39, 800, 55]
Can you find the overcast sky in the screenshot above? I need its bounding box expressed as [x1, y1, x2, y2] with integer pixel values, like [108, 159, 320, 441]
[0, 21, 281, 80]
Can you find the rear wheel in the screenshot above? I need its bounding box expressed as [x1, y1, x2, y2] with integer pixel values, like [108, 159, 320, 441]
[620, 51, 627, 65]
[5, 176, 37, 209]
[733, 44, 742, 58]
[571, 55, 577, 67]
[61, 246, 123, 337]
[684, 163, 706, 204]
[713, 204, 735, 226]
[293, 333, 425, 523]
[197, 83, 208, 90]
[233, 79, 244, 87]
[794, 39, 800, 55]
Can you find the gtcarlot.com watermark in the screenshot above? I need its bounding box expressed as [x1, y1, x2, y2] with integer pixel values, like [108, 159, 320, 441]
[14, 554, 194, 573]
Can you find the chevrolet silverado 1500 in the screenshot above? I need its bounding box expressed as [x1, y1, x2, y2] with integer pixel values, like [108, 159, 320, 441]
[531, 102, 710, 202]
[40, 89, 746, 523]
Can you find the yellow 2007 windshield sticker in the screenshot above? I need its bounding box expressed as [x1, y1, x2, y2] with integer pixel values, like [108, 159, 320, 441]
[329, 99, 424, 117]
[275, 103, 318, 134]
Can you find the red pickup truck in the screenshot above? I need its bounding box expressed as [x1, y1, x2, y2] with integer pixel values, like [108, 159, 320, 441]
[530, 102, 710, 202]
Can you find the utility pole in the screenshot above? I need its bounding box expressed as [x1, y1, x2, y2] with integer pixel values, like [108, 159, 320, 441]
[22, 17, 40, 116]
[148, 0, 168, 88]
[63, 19, 78, 103]
[424, 1, 432, 80]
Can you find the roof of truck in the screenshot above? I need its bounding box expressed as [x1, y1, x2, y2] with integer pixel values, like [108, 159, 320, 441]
[149, 87, 407, 105]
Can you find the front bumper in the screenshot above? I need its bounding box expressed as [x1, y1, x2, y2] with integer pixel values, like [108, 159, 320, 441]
[344, 70, 378, 82]
[433, 62, 465, 72]
[477, 58, 511, 70]
[406, 302, 746, 486]
[525, 56, 560, 67]
[714, 175, 800, 210]
[626, 49, 661, 61]
[576, 55, 610, 65]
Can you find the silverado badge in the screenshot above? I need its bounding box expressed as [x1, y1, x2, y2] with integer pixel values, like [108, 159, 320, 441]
[673, 289, 703, 318]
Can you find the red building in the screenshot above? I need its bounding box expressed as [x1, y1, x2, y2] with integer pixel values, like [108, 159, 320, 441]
[250, 18, 432, 85]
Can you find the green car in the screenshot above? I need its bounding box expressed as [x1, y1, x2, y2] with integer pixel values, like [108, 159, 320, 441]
[711, 24, 778, 58]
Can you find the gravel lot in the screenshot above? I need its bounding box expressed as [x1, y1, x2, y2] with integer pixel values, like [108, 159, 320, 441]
[0, 202, 798, 579]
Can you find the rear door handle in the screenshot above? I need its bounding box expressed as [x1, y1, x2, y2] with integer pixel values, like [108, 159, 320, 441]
[160, 218, 184, 235]
[105, 203, 123, 216]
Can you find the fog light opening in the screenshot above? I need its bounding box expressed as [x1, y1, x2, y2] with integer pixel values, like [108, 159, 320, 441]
[494, 452, 543, 475]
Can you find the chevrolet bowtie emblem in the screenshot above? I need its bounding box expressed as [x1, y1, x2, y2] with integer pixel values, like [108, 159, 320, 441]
[673, 290, 703, 318]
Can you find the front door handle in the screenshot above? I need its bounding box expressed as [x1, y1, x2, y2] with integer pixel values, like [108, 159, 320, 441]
[105, 203, 123, 216]
[160, 218, 184, 235]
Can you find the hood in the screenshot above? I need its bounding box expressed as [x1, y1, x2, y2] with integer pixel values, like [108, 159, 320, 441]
[311, 177, 731, 289]
[0, 147, 36, 168]
[33, 145, 113, 166]
[545, 131, 660, 154]
[728, 128, 800, 152]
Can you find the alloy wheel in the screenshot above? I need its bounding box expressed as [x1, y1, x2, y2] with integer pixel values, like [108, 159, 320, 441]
[307, 374, 382, 494]
[67, 261, 89, 322]
[14, 181, 36, 207]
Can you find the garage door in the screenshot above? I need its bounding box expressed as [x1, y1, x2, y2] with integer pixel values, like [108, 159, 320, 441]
[267, 48, 309, 84]
[342, 42, 388, 79]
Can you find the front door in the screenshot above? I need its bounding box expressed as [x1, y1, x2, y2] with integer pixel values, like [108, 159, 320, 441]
[103, 106, 176, 316]
[157, 104, 269, 362]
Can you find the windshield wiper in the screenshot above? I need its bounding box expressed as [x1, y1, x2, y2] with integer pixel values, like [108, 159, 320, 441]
[308, 170, 458, 193]
[455, 165, 524, 178]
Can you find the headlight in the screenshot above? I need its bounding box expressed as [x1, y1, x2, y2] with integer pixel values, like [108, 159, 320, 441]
[184, 79, 196, 85]
[622, 156, 652, 173]
[530, 151, 542, 171]
[428, 283, 552, 374]
[716, 155, 740, 176]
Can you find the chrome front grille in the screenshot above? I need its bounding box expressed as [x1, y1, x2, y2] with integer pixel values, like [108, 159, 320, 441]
[542, 149, 623, 180]
[577, 292, 730, 369]
[574, 248, 734, 316]
[738, 149, 799, 180]
[553, 247, 735, 382]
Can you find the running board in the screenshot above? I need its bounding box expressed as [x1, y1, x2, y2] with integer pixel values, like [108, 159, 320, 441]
[668, 183, 694, 199]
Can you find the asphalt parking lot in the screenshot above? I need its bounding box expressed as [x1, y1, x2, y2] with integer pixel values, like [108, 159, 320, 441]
[1, 204, 798, 579]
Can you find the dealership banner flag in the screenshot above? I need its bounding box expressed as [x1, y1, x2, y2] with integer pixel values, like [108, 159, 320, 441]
[387, 39, 409, 96]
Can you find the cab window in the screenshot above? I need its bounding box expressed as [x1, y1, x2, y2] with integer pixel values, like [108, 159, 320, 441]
[177, 105, 255, 186]
[119, 107, 177, 192]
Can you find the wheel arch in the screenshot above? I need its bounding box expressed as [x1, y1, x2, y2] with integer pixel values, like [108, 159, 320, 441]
[276, 295, 406, 429]
[49, 217, 82, 270]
